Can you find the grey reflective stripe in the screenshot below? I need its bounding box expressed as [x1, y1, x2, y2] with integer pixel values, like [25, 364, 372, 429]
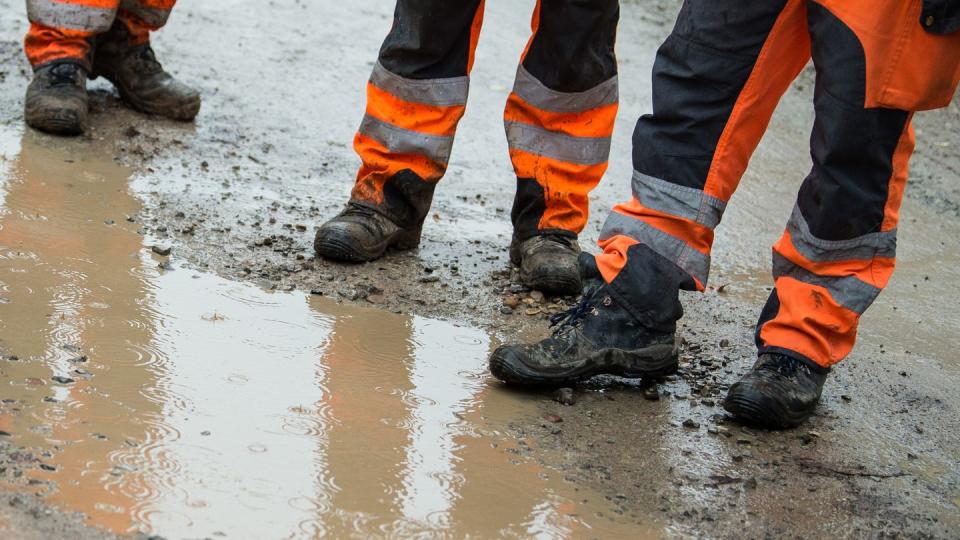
[787, 205, 897, 263]
[27, 0, 116, 32]
[512, 66, 618, 113]
[772, 252, 880, 314]
[632, 171, 726, 228]
[119, 0, 170, 26]
[359, 115, 453, 165]
[369, 62, 469, 107]
[600, 211, 711, 285]
[504, 121, 610, 165]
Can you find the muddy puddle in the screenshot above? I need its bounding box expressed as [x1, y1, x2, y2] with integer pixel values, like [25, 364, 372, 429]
[0, 129, 659, 538]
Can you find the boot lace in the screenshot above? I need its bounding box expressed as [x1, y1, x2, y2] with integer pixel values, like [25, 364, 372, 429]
[549, 297, 596, 332]
[761, 354, 811, 377]
[341, 203, 379, 219]
[48, 63, 81, 87]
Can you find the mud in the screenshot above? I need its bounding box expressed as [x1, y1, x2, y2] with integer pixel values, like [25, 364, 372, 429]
[0, 0, 958, 537]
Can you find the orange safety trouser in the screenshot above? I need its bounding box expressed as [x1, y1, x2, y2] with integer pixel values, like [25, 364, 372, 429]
[350, 0, 620, 240]
[595, 0, 960, 369]
[24, 0, 176, 68]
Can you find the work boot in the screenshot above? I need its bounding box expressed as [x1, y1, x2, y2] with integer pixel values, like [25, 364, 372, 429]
[24, 61, 89, 135]
[510, 233, 582, 296]
[489, 255, 678, 386]
[92, 22, 200, 120]
[314, 203, 423, 262]
[723, 353, 829, 429]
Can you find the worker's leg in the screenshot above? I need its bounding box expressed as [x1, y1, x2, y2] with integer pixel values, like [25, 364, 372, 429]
[505, 0, 619, 241]
[23, 0, 120, 134]
[25, 0, 119, 68]
[114, 0, 176, 45]
[351, 0, 485, 226]
[754, 2, 914, 370]
[91, 0, 198, 121]
[503, 0, 619, 295]
[596, 0, 811, 327]
[725, 1, 920, 429]
[315, 0, 485, 263]
[490, 0, 812, 386]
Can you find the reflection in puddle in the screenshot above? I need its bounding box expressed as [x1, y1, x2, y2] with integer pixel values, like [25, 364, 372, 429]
[0, 131, 657, 537]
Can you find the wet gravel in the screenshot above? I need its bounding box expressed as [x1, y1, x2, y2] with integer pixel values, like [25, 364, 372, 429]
[0, 0, 958, 537]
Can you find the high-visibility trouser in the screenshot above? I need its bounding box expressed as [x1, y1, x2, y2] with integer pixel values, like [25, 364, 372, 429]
[25, 0, 176, 68]
[350, 0, 620, 239]
[595, 0, 960, 369]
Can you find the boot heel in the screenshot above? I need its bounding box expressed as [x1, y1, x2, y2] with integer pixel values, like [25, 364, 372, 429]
[393, 225, 423, 250]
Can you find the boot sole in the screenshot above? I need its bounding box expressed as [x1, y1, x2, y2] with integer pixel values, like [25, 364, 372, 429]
[25, 107, 86, 136]
[723, 384, 814, 430]
[314, 227, 422, 263]
[489, 341, 679, 387]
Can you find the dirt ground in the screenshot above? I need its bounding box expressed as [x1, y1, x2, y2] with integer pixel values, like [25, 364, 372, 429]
[0, 0, 958, 538]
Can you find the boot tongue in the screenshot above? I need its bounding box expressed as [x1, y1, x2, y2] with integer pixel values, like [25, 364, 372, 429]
[133, 46, 164, 75]
[49, 63, 80, 85]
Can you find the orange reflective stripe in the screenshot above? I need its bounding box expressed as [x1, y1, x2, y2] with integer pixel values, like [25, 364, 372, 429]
[759, 276, 860, 368]
[703, 0, 810, 202]
[776, 232, 896, 290]
[613, 198, 713, 256]
[504, 94, 617, 138]
[352, 133, 445, 205]
[365, 83, 465, 137]
[508, 148, 604, 233]
[25, 23, 96, 65]
[600, 199, 712, 289]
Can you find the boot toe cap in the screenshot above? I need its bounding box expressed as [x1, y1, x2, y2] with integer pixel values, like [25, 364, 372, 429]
[723, 375, 816, 429]
[314, 221, 378, 263]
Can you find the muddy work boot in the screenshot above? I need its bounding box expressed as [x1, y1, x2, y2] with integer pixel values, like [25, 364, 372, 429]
[723, 353, 829, 429]
[510, 233, 582, 296]
[314, 203, 423, 262]
[24, 61, 89, 135]
[92, 23, 200, 120]
[489, 257, 678, 386]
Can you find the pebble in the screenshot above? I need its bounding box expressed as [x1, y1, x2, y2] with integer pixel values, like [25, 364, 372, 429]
[152, 245, 172, 257]
[544, 414, 563, 423]
[338, 288, 360, 301]
[682, 418, 700, 429]
[418, 275, 441, 283]
[525, 308, 542, 316]
[499, 306, 514, 315]
[529, 291, 545, 303]
[553, 388, 576, 406]
[642, 385, 660, 401]
[51, 376, 75, 385]
[503, 295, 521, 308]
